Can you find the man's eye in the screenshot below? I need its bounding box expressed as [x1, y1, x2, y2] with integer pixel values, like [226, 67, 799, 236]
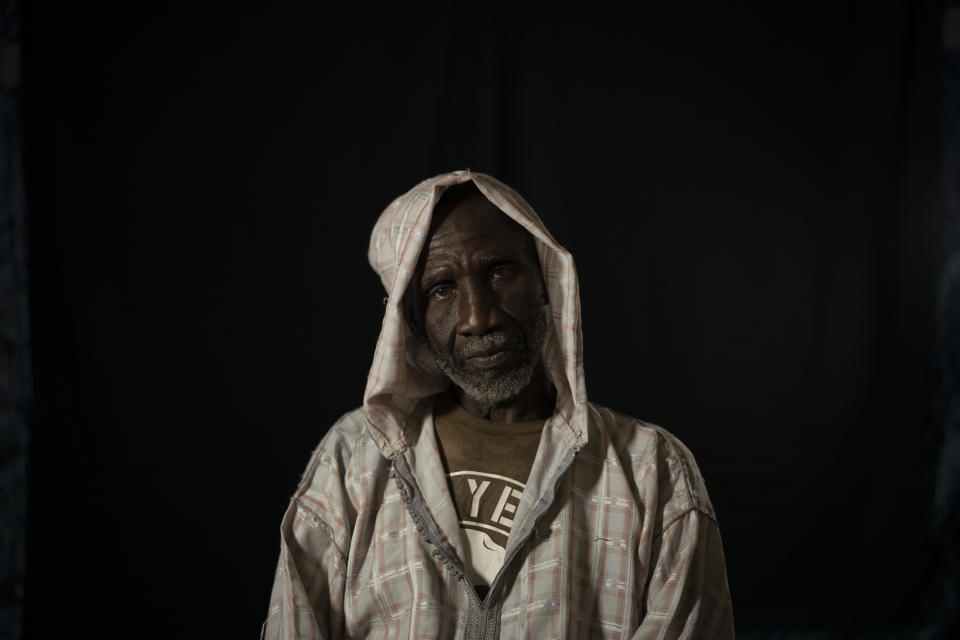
[430, 286, 453, 301]
[492, 265, 515, 278]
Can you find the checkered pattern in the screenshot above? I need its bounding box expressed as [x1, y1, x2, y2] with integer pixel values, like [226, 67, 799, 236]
[263, 171, 733, 639]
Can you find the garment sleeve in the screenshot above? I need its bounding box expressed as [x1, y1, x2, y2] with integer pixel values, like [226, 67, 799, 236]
[634, 509, 735, 639]
[261, 499, 347, 640]
[262, 438, 354, 640]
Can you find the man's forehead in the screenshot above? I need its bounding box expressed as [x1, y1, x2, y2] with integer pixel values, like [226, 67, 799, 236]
[425, 195, 530, 250]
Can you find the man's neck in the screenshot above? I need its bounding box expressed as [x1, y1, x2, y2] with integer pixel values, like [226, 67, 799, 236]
[453, 363, 554, 423]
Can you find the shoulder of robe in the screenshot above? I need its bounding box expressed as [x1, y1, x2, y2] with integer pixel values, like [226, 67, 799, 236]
[586, 402, 717, 524]
[293, 407, 381, 497]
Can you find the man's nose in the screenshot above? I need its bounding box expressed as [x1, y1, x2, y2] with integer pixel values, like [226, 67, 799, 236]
[457, 281, 503, 336]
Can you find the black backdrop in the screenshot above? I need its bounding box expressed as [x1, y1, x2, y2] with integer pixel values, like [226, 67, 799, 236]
[20, 2, 950, 637]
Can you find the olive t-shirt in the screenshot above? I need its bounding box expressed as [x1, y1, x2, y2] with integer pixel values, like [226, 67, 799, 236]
[432, 395, 545, 590]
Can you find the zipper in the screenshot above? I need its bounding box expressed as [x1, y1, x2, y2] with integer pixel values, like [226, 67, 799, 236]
[392, 444, 576, 638]
[483, 447, 572, 599]
[390, 457, 483, 608]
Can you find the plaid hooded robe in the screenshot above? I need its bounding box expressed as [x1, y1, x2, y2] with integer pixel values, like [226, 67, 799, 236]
[263, 170, 734, 639]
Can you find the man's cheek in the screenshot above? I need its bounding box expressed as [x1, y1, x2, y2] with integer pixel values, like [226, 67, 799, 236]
[428, 314, 457, 352]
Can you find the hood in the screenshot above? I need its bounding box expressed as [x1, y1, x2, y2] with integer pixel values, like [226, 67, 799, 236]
[363, 170, 588, 459]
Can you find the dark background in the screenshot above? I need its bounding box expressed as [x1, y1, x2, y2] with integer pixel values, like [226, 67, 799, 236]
[17, 1, 954, 637]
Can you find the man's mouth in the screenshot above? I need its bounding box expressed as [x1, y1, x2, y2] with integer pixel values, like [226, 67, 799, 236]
[459, 333, 520, 356]
[467, 345, 515, 359]
[465, 348, 516, 368]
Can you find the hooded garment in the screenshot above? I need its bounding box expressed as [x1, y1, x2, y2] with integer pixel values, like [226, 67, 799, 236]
[263, 171, 734, 639]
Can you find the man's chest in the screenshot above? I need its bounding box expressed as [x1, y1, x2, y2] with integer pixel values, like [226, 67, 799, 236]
[341, 469, 647, 639]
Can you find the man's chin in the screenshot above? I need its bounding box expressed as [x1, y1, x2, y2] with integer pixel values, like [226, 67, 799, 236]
[448, 363, 536, 407]
[459, 385, 522, 408]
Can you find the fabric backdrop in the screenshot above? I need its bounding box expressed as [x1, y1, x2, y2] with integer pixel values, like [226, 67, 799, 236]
[17, 1, 957, 638]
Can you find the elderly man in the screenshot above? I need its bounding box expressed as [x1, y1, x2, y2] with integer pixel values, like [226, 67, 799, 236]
[263, 171, 734, 639]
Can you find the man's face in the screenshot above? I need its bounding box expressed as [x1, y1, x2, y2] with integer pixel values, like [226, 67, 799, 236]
[411, 194, 547, 405]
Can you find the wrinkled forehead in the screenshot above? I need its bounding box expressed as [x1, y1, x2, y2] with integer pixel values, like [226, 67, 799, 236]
[421, 193, 541, 269]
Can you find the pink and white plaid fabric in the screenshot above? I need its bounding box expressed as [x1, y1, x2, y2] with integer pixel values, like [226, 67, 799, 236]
[263, 171, 734, 639]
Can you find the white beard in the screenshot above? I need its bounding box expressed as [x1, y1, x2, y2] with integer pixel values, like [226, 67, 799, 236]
[429, 304, 548, 406]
